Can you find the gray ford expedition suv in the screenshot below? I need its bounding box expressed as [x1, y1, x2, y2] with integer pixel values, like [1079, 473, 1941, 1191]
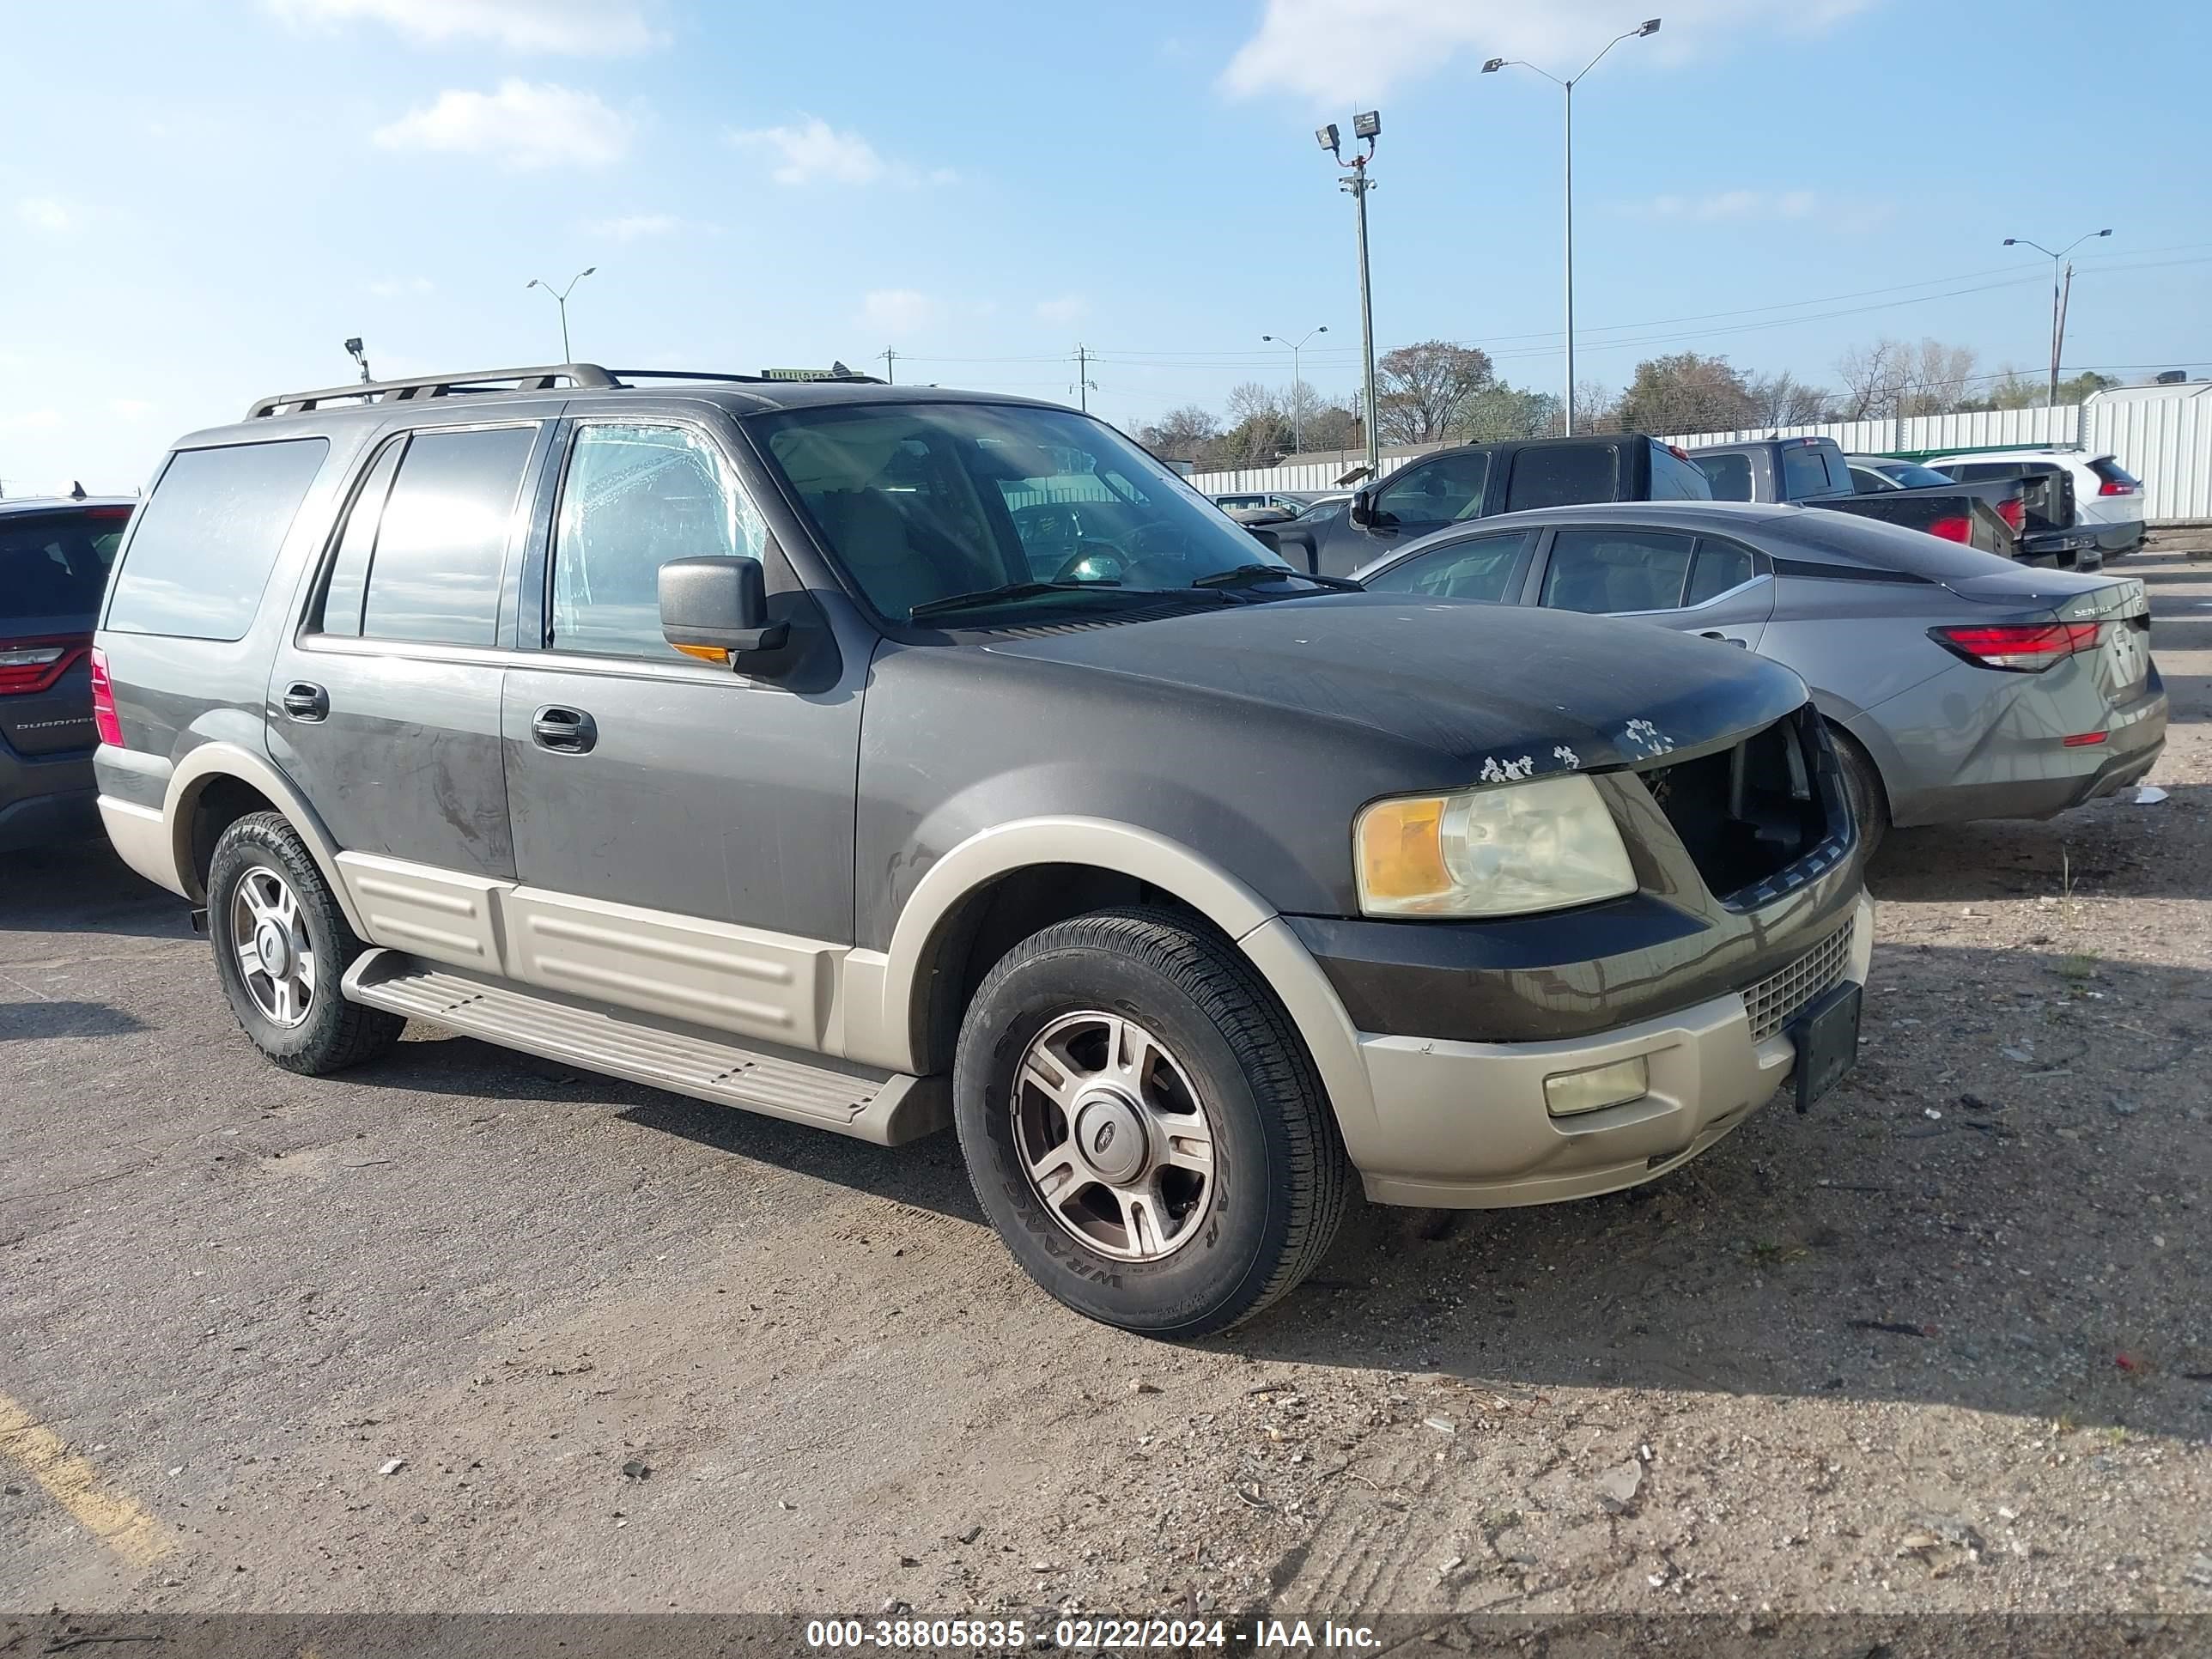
[93, 364, 1872, 1336]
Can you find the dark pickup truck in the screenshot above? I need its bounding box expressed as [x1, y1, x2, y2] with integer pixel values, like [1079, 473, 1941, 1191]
[1690, 436, 2090, 565]
[1847, 453, 2099, 568]
[1265, 433, 1712, 578]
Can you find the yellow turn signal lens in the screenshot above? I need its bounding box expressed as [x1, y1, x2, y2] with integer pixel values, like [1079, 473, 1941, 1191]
[1357, 795, 1452, 902]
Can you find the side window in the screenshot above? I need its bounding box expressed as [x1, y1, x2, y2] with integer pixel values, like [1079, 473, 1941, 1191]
[105, 439, 329, 641]
[356, 426, 538, 647]
[1364, 530, 1537, 602]
[1684, 539, 1755, 605]
[1779, 446, 1831, 500]
[314, 438, 405, 638]
[550, 423, 765, 659]
[1695, 453, 1753, 501]
[1503, 445, 1617, 511]
[1648, 443, 1712, 501]
[1376, 451, 1490, 525]
[1849, 466, 1888, 495]
[1539, 527, 1697, 615]
[1822, 447, 1856, 494]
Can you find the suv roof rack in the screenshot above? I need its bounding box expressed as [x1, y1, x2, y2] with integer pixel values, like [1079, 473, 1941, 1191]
[246, 362, 885, 419]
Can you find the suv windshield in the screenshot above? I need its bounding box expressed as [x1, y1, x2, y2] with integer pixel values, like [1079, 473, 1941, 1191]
[758, 402, 1297, 623]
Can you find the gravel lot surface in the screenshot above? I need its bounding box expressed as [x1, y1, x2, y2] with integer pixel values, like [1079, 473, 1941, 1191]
[3, 533, 2208, 1620]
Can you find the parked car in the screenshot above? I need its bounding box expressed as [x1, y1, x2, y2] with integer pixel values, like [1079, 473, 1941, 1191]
[94, 362, 1870, 1336]
[1, 493, 134, 850]
[1211, 489, 1315, 525]
[1924, 449, 2146, 557]
[1352, 501, 2166, 856]
[1690, 437, 2027, 559]
[1845, 453, 2099, 568]
[1267, 433, 1712, 577]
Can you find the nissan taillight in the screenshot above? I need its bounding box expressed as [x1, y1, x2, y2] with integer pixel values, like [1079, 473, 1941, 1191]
[89, 646, 124, 744]
[1927, 515, 1973, 544]
[0, 636, 88, 696]
[1930, 621, 2102, 672]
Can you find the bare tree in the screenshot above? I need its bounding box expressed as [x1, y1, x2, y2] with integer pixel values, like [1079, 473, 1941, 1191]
[1615, 352, 1757, 435]
[1137, 404, 1221, 464]
[1746, 370, 1833, 426]
[1224, 381, 1285, 424]
[1374, 340, 1495, 444]
[1897, 337, 1978, 416]
[1836, 337, 1978, 420]
[1834, 338, 1905, 420]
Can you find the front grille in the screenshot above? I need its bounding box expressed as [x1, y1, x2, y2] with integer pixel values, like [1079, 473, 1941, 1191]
[1744, 918, 1855, 1042]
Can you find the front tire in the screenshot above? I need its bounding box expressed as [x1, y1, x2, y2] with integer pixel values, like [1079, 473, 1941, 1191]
[952, 907, 1350, 1337]
[207, 812, 404, 1074]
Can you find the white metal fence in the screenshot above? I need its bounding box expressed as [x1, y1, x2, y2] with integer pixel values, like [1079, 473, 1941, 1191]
[1187, 384, 2212, 525]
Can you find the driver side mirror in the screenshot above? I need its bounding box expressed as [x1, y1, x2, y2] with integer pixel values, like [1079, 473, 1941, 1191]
[1348, 487, 1377, 527]
[660, 556, 788, 663]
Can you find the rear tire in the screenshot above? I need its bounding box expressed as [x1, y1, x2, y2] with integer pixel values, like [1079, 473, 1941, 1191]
[1831, 727, 1889, 863]
[208, 812, 404, 1074]
[952, 907, 1350, 1337]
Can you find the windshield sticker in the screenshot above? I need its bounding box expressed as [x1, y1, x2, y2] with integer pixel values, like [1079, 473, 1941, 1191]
[1622, 719, 1676, 757]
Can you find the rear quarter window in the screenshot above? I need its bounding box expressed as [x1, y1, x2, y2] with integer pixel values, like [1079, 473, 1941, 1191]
[1647, 443, 1714, 501]
[1779, 445, 1833, 501]
[105, 439, 329, 641]
[1695, 453, 1753, 501]
[1503, 445, 1618, 511]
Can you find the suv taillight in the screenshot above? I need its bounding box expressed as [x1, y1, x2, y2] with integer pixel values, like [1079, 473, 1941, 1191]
[2099, 478, 2136, 495]
[1927, 514, 1972, 544]
[89, 647, 123, 744]
[0, 637, 87, 696]
[1931, 621, 2102, 671]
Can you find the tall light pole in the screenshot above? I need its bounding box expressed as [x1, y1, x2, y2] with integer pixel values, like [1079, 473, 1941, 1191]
[1484, 19, 1659, 434]
[525, 266, 596, 362]
[1261, 325, 1328, 453]
[1316, 114, 1382, 480]
[2002, 229, 2112, 406]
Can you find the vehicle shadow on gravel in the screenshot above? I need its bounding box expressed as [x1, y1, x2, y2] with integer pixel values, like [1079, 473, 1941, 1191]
[1234, 939, 2212, 1442]
[1866, 783, 2205, 904]
[0, 839, 191, 942]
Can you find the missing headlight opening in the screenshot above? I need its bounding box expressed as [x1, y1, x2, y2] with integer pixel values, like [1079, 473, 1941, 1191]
[1642, 713, 1834, 902]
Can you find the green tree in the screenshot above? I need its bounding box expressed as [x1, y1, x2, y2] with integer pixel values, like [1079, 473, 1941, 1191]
[1615, 352, 1757, 434]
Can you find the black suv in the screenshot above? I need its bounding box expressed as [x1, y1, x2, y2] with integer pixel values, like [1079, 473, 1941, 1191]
[1269, 433, 1713, 577]
[92, 364, 1869, 1335]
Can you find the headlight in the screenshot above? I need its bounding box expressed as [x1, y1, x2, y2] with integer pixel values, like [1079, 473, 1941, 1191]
[1354, 773, 1636, 919]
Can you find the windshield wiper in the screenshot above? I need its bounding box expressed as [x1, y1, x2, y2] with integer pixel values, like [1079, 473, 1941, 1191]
[908, 580, 1123, 622]
[1191, 563, 1364, 592]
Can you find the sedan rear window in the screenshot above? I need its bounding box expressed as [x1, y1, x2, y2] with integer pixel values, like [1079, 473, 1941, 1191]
[1, 507, 130, 625]
[106, 439, 329, 641]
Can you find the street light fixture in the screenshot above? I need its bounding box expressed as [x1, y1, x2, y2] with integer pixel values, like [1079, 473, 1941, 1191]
[1316, 113, 1382, 480]
[2002, 229, 2112, 406]
[1482, 18, 1661, 434]
[525, 266, 597, 362]
[1261, 326, 1328, 453]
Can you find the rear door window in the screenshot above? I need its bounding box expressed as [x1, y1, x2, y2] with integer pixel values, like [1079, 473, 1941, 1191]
[1779, 445, 1832, 500]
[1685, 539, 1755, 605]
[1695, 453, 1753, 501]
[1503, 445, 1617, 511]
[105, 439, 329, 640]
[1538, 527, 1697, 614]
[1, 507, 131, 625]
[356, 426, 538, 647]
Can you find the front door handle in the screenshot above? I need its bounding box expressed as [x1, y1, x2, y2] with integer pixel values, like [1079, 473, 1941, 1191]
[281, 681, 329, 721]
[1699, 631, 1751, 647]
[531, 705, 597, 754]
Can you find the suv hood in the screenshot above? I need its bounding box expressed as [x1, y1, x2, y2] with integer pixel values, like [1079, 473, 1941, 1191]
[977, 593, 1807, 775]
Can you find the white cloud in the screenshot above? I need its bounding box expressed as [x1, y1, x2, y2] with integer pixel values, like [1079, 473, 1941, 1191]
[17, 198, 76, 235]
[266, 0, 664, 54]
[1036, 294, 1091, 325]
[373, 81, 629, 169]
[584, 212, 680, 241]
[367, 276, 436, 296]
[1221, 0, 1873, 100]
[860, 289, 939, 336]
[728, 117, 954, 188]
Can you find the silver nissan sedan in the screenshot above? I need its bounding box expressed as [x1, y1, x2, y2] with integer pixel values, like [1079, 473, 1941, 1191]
[1350, 501, 2166, 854]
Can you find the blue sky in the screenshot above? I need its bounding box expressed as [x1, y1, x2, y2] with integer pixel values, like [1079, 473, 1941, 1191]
[3, 0, 2209, 495]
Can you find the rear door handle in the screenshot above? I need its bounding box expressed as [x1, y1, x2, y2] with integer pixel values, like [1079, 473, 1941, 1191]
[281, 681, 328, 721]
[531, 705, 597, 754]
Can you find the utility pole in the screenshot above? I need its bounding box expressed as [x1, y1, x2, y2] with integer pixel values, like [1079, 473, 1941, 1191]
[880, 348, 897, 385]
[525, 266, 597, 362]
[1485, 19, 1662, 434]
[1316, 114, 1382, 481]
[1071, 343, 1097, 414]
[2002, 229, 2111, 406]
[1262, 325, 1329, 454]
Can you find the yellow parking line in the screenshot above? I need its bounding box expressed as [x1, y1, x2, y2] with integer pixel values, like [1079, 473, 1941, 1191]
[0, 1393, 172, 1570]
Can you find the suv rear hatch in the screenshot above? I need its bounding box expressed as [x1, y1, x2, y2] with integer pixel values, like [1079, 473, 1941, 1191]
[1, 507, 128, 757]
